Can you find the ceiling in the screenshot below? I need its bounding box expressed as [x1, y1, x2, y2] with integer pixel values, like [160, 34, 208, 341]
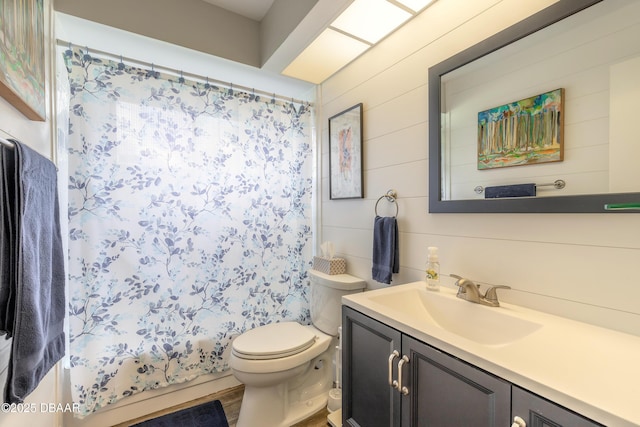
[54, 0, 351, 81]
[201, 0, 276, 21]
[54, 0, 431, 84]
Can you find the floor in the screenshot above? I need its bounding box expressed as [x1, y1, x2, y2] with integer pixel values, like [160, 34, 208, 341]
[118, 384, 330, 427]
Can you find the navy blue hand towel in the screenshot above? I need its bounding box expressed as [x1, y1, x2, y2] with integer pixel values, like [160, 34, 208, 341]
[372, 216, 399, 284]
[1, 140, 65, 403]
[484, 183, 536, 198]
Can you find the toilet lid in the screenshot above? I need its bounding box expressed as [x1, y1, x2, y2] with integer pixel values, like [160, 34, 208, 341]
[232, 322, 317, 360]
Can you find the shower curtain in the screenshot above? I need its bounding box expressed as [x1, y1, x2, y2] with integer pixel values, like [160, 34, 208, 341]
[62, 47, 314, 416]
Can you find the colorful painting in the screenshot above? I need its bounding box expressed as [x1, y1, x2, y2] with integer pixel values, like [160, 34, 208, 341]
[329, 103, 363, 199]
[477, 88, 563, 170]
[0, 0, 46, 121]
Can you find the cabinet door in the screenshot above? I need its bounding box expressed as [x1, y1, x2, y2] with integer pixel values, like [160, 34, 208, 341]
[342, 306, 402, 427]
[512, 386, 604, 427]
[401, 335, 511, 427]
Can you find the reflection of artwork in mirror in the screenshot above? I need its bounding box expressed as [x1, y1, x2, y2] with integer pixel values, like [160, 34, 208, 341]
[477, 88, 563, 170]
[329, 103, 363, 200]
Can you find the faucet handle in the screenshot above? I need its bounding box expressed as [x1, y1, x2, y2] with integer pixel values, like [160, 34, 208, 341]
[483, 285, 511, 305]
[449, 274, 476, 288]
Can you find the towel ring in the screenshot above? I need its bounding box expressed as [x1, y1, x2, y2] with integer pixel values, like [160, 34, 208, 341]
[375, 190, 398, 217]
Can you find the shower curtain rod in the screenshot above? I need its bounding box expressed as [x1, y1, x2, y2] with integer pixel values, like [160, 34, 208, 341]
[56, 39, 311, 106]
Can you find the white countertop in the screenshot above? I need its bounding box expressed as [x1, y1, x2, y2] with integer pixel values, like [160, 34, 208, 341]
[342, 281, 640, 427]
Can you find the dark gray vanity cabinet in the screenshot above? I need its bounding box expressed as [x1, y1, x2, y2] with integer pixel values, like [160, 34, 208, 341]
[512, 386, 603, 427]
[342, 306, 603, 427]
[342, 306, 510, 427]
[400, 334, 511, 426]
[342, 306, 402, 427]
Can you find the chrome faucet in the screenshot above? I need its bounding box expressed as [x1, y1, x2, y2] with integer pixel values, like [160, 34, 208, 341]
[450, 274, 510, 307]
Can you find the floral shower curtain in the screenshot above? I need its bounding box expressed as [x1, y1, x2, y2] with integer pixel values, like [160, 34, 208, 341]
[62, 47, 314, 416]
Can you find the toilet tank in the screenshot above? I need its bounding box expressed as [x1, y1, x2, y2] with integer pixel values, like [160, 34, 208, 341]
[310, 269, 366, 336]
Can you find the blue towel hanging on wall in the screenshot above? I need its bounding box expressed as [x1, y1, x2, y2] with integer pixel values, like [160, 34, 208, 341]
[0, 140, 65, 403]
[372, 216, 399, 284]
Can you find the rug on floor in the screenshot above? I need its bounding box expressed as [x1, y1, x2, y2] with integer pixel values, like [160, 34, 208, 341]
[131, 399, 229, 427]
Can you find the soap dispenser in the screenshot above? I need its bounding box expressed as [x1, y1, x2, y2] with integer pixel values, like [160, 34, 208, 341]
[426, 246, 440, 291]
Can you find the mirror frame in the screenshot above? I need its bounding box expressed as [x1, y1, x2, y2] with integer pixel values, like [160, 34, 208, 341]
[428, 0, 640, 213]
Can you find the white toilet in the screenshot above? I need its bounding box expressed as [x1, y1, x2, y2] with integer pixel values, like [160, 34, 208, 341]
[230, 269, 366, 427]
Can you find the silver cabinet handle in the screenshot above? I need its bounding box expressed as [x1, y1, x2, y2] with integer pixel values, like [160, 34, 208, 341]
[388, 350, 399, 389]
[397, 355, 410, 395]
[511, 415, 526, 427]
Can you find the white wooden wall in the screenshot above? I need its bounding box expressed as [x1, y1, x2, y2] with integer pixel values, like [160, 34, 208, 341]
[320, 0, 640, 337]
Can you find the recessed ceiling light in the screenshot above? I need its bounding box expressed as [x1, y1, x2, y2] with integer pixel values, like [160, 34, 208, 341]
[282, 28, 370, 84]
[330, 0, 412, 44]
[395, 0, 435, 13]
[280, 0, 438, 83]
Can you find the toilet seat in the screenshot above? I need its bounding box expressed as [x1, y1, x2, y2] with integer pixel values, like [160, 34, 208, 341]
[232, 322, 318, 360]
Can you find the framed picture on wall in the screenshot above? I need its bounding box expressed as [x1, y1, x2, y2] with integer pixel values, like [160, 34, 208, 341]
[329, 103, 363, 200]
[0, 0, 46, 121]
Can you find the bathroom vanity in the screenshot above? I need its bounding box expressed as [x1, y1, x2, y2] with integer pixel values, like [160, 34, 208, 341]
[341, 282, 640, 426]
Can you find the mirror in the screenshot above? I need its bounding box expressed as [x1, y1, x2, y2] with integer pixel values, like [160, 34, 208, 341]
[429, 0, 640, 213]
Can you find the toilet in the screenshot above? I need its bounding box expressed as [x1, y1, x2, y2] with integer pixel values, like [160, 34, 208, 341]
[230, 269, 366, 427]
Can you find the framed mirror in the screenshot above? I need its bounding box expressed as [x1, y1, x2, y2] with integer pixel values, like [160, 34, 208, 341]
[429, 0, 640, 213]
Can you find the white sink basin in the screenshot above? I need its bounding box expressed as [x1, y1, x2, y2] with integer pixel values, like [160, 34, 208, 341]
[368, 286, 542, 346]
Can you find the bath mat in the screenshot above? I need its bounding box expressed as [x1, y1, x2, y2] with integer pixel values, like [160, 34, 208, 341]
[132, 399, 229, 427]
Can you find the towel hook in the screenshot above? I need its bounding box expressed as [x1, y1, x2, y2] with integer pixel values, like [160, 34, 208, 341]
[375, 189, 398, 217]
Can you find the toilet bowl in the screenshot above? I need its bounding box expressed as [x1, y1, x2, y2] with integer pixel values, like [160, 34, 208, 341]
[230, 270, 366, 427]
[230, 322, 334, 427]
